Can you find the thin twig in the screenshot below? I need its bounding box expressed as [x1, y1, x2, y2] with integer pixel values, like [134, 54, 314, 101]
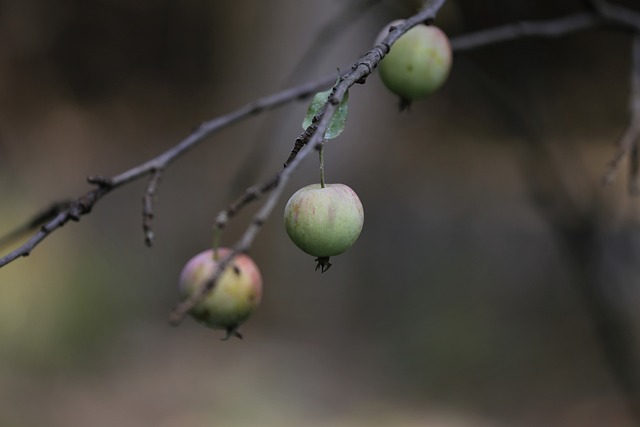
[142, 169, 163, 246]
[450, 4, 640, 52]
[284, 116, 320, 167]
[214, 180, 279, 233]
[0, 200, 73, 250]
[451, 12, 599, 52]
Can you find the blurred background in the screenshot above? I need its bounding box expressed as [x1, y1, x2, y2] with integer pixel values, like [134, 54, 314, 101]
[1, 0, 640, 426]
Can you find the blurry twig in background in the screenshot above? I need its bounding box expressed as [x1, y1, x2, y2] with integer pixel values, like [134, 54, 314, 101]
[452, 4, 640, 51]
[604, 34, 640, 193]
[523, 136, 640, 427]
[462, 20, 640, 422]
[452, 12, 598, 51]
[451, 11, 640, 416]
[288, 0, 384, 81]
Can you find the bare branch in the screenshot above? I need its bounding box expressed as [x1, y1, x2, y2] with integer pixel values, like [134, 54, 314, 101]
[444, 3, 640, 194]
[450, 2, 640, 52]
[284, 116, 320, 167]
[107, 77, 339, 188]
[0, 200, 72, 250]
[0, 187, 109, 266]
[451, 12, 599, 52]
[0, 75, 336, 268]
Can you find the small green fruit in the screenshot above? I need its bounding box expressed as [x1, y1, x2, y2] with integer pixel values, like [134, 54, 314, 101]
[284, 183, 364, 271]
[376, 21, 452, 105]
[178, 248, 263, 339]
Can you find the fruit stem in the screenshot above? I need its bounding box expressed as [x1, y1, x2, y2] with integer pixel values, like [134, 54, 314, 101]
[318, 139, 326, 188]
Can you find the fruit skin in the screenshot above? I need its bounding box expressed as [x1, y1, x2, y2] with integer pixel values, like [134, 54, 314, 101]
[284, 184, 364, 270]
[178, 248, 262, 339]
[376, 21, 452, 103]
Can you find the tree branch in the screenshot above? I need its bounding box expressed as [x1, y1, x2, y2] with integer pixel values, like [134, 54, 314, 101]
[3, 0, 640, 269]
[0, 75, 336, 267]
[451, 12, 599, 52]
[0, 200, 72, 250]
[168, 0, 449, 325]
[451, 3, 640, 53]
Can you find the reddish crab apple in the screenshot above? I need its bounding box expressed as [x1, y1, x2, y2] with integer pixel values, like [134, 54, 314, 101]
[376, 20, 452, 107]
[284, 183, 364, 272]
[178, 248, 262, 340]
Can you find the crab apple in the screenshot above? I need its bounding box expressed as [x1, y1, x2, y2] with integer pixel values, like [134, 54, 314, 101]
[376, 21, 452, 106]
[178, 248, 262, 340]
[284, 183, 364, 272]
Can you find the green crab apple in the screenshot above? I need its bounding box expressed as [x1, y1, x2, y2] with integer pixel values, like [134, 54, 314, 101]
[178, 248, 263, 340]
[284, 183, 364, 272]
[376, 20, 452, 107]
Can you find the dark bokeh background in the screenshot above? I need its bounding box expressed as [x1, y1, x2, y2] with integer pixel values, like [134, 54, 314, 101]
[1, 0, 640, 426]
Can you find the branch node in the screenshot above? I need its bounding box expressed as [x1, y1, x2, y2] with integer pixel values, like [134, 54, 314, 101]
[68, 196, 95, 221]
[357, 61, 373, 76]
